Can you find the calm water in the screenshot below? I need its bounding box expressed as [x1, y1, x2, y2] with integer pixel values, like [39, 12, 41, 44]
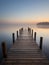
[0, 25, 49, 62]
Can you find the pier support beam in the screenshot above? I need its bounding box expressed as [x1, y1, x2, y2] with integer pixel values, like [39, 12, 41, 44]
[32, 29, 33, 38]
[34, 32, 36, 41]
[17, 31, 18, 38]
[20, 28, 23, 33]
[21, 28, 23, 31]
[28, 27, 31, 33]
[28, 27, 30, 31]
[40, 37, 43, 49]
[2, 42, 7, 58]
[19, 29, 20, 34]
[12, 33, 15, 43]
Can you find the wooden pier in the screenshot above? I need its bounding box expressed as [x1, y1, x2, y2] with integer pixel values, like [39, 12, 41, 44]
[1, 28, 49, 65]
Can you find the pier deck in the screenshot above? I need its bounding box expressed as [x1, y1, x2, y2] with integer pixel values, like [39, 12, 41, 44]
[1, 28, 49, 65]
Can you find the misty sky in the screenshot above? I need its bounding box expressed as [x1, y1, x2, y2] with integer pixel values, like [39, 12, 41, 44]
[0, 0, 49, 24]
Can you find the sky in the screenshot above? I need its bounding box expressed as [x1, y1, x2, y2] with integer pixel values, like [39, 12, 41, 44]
[0, 0, 49, 24]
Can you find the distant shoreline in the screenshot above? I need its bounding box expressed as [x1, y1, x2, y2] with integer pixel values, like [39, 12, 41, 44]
[37, 22, 49, 25]
[37, 22, 49, 28]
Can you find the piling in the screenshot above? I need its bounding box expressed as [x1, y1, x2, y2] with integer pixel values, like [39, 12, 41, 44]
[12, 33, 15, 43]
[40, 37, 43, 49]
[17, 31, 18, 38]
[28, 27, 31, 33]
[34, 32, 36, 41]
[21, 28, 23, 31]
[2, 42, 7, 58]
[19, 29, 20, 34]
[28, 27, 29, 31]
[32, 29, 33, 38]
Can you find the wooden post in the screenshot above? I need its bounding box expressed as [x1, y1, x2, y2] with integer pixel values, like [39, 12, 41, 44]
[28, 27, 31, 33]
[30, 28, 31, 33]
[32, 29, 33, 37]
[19, 29, 20, 34]
[21, 28, 23, 33]
[20, 28, 23, 34]
[12, 33, 15, 43]
[40, 37, 43, 49]
[2, 42, 7, 58]
[17, 31, 18, 38]
[34, 32, 36, 41]
[28, 27, 29, 31]
[22, 28, 23, 31]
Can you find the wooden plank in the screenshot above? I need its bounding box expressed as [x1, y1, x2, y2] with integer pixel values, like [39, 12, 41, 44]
[1, 29, 49, 65]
